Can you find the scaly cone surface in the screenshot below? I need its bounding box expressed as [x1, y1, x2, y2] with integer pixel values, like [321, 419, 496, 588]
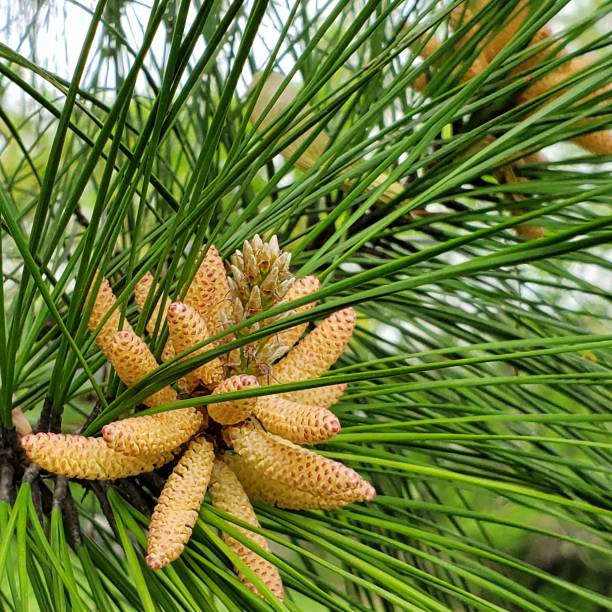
[185, 246, 231, 335]
[146, 437, 215, 569]
[21, 433, 174, 479]
[87, 275, 133, 355]
[210, 459, 284, 601]
[167, 301, 223, 391]
[102, 408, 204, 456]
[227, 453, 375, 510]
[208, 375, 259, 425]
[227, 419, 369, 497]
[134, 272, 169, 337]
[254, 395, 340, 444]
[134, 272, 175, 362]
[268, 307, 355, 404]
[106, 330, 177, 407]
[285, 382, 348, 409]
[270, 307, 355, 383]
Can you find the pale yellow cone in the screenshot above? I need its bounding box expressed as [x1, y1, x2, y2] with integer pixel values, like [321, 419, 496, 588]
[270, 307, 355, 384]
[102, 408, 204, 456]
[185, 246, 231, 335]
[227, 453, 375, 510]
[470, 0, 531, 62]
[134, 272, 175, 362]
[448, 5, 490, 76]
[87, 275, 133, 355]
[254, 395, 340, 444]
[411, 31, 489, 91]
[106, 331, 177, 407]
[210, 459, 284, 600]
[282, 382, 347, 408]
[208, 375, 259, 425]
[227, 420, 368, 498]
[517, 53, 612, 155]
[250, 72, 330, 172]
[134, 272, 168, 337]
[167, 302, 223, 391]
[20, 433, 173, 480]
[146, 437, 215, 569]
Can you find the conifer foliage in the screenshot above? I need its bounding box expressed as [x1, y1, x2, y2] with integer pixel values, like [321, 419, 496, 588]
[0, 0, 610, 609]
[22, 236, 374, 599]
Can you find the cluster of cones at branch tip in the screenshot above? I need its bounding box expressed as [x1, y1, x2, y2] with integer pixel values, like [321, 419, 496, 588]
[413, 0, 612, 239]
[250, 0, 611, 242]
[20, 235, 375, 600]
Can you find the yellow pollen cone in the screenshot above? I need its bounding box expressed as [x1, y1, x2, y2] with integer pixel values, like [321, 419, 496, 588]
[167, 302, 223, 391]
[254, 395, 340, 444]
[20, 433, 173, 480]
[185, 246, 231, 335]
[102, 408, 204, 456]
[208, 375, 259, 425]
[210, 459, 284, 600]
[146, 437, 215, 569]
[516, 52, 612, 155]
[227, 453, 375, 510]
[227, 420, 365, 497]
[134, 272, 175, 362]
[281, 383, 347, 409]
[87, 275, 133, 355]
[270, 307, 355, 384]
[107, 331, 177, 408]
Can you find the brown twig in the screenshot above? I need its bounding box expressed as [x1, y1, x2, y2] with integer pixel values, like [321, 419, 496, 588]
[0, 463, 14, 504]
[116, 478, 151, 516]
[36, 397, 54, 433]
[75, 399, 106, 435]
[0, 424, 17, 503]
[22, 462, 40, 484]
[59, 479, 84, 548]
[89, 481, 117, 535]
[30, 479, 44, 518]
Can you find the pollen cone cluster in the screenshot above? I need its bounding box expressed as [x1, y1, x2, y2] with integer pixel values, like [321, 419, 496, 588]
[403, 1, 611, 240]
[412, 1, 611, 155]
[21, 235, 375, 600]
